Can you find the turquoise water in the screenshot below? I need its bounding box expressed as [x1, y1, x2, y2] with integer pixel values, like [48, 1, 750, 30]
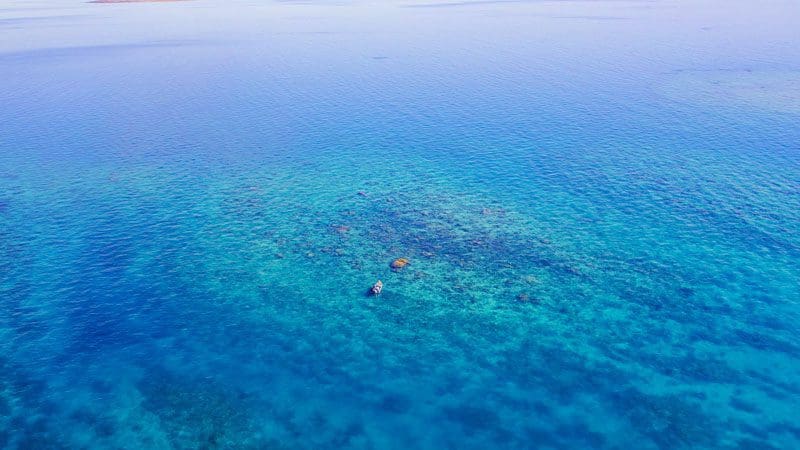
[1, 0, 800, 448]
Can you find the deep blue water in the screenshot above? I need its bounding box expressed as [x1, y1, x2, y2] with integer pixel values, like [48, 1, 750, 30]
[1, 0, 799, 448]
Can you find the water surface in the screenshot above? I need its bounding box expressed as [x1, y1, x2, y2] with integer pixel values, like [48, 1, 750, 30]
[1, 0, 799, 448]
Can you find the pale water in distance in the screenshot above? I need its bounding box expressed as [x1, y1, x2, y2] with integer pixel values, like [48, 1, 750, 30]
[1, 0, 799, 448]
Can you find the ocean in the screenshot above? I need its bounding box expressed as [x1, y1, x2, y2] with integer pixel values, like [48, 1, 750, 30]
[1, 0, 799, 448]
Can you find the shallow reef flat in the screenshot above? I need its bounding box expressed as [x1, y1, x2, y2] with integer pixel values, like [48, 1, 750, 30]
[2, 148, 798, 448]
